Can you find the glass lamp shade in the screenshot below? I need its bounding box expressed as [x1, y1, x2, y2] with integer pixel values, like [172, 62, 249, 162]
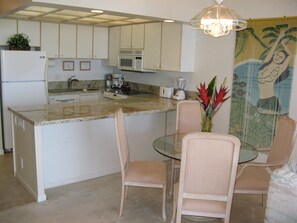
[189, 4, 247, 37]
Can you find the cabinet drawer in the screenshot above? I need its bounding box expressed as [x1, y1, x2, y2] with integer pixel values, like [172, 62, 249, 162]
[49, 95, 79, 104]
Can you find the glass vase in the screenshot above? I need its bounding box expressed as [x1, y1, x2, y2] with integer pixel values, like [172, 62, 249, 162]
[201, 115, 213, 132]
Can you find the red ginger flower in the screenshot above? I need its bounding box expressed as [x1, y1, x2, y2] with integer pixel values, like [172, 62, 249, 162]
[197, 83, 211, 108]
[196, 76, 230, 116]
[213, 85, 230, 109]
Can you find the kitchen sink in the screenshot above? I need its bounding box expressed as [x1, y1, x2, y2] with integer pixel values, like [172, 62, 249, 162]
[48, 88, 100, 93]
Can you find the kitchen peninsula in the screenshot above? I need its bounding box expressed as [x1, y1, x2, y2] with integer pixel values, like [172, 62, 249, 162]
[9, 95, 177, 202]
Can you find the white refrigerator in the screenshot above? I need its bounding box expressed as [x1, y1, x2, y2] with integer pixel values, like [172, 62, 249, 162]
[0, 50, 48, 154]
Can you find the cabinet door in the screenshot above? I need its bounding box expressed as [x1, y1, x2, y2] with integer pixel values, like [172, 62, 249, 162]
[131, 24, 144, 49]
[18, 20, 40, 47]
[108, 26, 120, 66]
[144, 22, 161, 70]
[93, 27, 108, 59]
[41, 22, 59, 58]
[77, 25, 93, 59]
[0, 19, 17, 46]
[120, 25, 132, 49]
[60, 24, 76, 58]
[161, 23, 182, 71]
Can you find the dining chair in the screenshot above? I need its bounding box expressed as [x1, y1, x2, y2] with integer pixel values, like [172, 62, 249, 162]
[114, 108, 167, 221]
[171, 132, 241, 223]
[170, 100, 201, 196]
[234, 116, 297, 196]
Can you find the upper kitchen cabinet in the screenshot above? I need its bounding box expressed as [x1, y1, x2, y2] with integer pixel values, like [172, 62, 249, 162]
[144, 22, 162, 70]
[120, 24, 144, 49]
[60, 24, 76, 58]
[93, 27, 108, 59]
[77, 25, 93, 59]
[161, 23, 196, 72]
[18, 20, 40, 47]
[108, 26, 120, 67]
[0, 19, 17, 46]
[41, 22, 59, 58]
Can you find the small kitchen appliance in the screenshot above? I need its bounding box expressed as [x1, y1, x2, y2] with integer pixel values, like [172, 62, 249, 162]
[159, 86, 174, 98]
[105, 74, 112, 89]
[118, 49, 155, 73]
[173, 77, 186, 100]
[111, 73, 124, 88]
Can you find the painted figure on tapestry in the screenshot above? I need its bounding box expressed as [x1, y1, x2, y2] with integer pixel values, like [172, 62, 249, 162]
[257, 31, 292, 114]
[230, 19, 297, 147]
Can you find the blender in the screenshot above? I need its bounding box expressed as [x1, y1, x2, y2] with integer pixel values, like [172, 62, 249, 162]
[173, 77, 186, 100]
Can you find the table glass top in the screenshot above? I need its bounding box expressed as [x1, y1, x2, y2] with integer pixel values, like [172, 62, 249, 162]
[153, 133, 258, 164]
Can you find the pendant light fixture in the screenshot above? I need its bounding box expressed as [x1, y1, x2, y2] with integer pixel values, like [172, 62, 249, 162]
[189, 0, 247, 37]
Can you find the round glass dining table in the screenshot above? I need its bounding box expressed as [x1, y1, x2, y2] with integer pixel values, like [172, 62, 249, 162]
[153, 133, 258, 164]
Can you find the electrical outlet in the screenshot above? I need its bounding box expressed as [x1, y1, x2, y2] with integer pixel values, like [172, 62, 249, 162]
[21, 158, 24, 169]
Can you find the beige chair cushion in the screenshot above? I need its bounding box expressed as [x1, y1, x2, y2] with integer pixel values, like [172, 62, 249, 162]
[126, 161, 166, 185]
[235, 166, 270, 192]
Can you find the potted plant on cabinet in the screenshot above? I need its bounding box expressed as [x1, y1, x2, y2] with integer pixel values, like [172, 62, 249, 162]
[6, 33, 31, 50]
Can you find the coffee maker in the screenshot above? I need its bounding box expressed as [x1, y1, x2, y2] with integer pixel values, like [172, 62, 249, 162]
[173, 77, 186, 100]
[108, 73, 124, 89]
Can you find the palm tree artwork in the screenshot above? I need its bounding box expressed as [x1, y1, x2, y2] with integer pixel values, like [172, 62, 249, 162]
[229, 20, 297, 147]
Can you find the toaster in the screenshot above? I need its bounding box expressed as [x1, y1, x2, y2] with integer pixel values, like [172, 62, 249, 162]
[159, 86, 174, 98]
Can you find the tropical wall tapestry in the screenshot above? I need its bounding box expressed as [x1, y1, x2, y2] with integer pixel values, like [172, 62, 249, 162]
[229, 17, 297, 147]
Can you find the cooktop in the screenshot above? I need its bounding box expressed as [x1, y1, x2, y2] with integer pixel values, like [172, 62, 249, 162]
[103, 88, 145, 99]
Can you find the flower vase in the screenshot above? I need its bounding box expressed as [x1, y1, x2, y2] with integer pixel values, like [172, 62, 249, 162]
[201, 115, 213, 132]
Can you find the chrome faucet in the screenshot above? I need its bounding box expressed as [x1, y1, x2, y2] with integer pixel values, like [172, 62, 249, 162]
[67, 75, 79, 90]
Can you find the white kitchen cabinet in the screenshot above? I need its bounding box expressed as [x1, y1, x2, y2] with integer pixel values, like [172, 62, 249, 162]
[108, 26, 120, 66]
[0, 19, 17, 46]
[60, 24, 76, 58]
[79, 92, 101, 102]
[49, 94, 79, 104]
[18, 20, 40, 47]
[144, 22, 162, 70]
[77, 25, 93, 59]
[161, 23, 196, 72]
[93, 27, 108, 59]
[41, 22, 59, 58]
[120, 25, 131, 48]
[120, 24, 144, 49]
[132, 24, 145, 48]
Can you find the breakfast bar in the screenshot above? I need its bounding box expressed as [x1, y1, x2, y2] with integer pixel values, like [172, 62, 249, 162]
[8, 95, 177, 202]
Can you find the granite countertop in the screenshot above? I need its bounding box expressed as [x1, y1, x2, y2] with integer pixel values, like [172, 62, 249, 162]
[8, 95, 177, 126]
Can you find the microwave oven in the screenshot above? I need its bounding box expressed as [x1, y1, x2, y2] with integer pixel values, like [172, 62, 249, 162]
[118, 49, 155, 73]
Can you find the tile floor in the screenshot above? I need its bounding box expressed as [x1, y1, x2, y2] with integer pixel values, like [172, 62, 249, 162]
[0, 153, 266, 222]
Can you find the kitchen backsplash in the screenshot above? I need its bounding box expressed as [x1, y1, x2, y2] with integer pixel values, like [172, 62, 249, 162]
[48, 80, 196, 99]
[48, 80, 104, 90]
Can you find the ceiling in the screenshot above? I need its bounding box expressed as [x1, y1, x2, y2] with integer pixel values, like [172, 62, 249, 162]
[2, 5, 164, 27]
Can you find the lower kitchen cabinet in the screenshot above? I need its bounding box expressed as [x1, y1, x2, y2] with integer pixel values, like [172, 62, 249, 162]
[49, 92, 102, 104]
[11, 110, 175, 201]
[48, 94, 79, 104]
[79, 92, 102, 102]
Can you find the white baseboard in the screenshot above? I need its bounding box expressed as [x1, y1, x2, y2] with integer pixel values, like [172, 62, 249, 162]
[44, 167, 120, 189]
[15, 173, 47, 202]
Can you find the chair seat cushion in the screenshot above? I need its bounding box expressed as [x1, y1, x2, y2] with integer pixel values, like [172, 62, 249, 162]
[235, 166, 270, 193]
[183, 199, 226, 216]
[125, 161, 166, 186]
